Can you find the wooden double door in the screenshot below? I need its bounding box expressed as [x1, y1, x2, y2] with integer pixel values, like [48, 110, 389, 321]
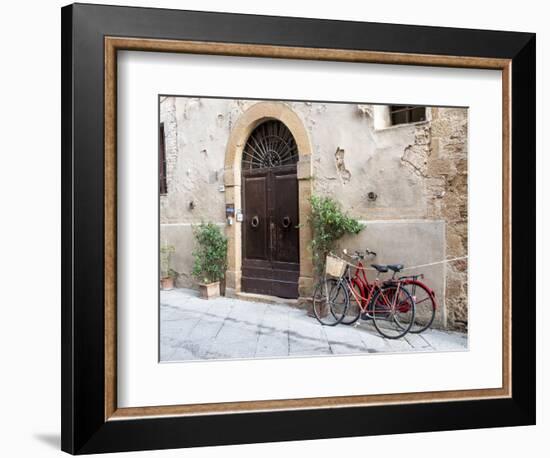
[241, 164, 300, 298]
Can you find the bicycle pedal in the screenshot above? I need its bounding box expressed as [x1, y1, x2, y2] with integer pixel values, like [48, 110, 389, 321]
[361, 313, 372, 321]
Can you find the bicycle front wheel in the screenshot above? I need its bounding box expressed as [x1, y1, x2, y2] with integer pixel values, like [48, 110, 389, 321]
[370, 284, 415, 339]
[340, 280, 363, 325]
[312, 278, 349, 326]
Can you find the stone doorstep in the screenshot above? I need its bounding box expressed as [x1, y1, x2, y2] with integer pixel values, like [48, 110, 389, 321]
[234, 291, 300, 308]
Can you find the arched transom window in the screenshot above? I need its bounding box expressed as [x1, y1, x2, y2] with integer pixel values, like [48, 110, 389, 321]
[241, 120, 298, 170]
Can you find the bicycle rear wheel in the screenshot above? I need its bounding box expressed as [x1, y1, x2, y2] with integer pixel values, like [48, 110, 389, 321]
[404, 281, 436, 333]
[370, 284, 415, 339]
[312, 278, 349, 326]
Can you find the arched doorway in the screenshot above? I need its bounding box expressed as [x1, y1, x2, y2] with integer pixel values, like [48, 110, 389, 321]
[223, 102, 314, 300]
[241, 120, 300, 298]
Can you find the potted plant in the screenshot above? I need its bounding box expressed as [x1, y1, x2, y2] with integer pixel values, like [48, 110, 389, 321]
[160, 244, 176, 290]
[192, 222, 228, 299]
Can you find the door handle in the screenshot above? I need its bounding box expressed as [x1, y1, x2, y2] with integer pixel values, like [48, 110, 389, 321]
[250, 215, 260, 228]
[281, 216, 292, 229]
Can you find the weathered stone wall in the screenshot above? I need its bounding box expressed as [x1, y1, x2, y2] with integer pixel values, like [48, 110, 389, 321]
[159, 97, 468, 329]
[427, 108, 468, 329]
[312, 104, 428, 219]
[160, 98, 434, 223]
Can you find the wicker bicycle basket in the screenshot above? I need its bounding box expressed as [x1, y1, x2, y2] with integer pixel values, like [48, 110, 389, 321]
[325, 255, 346, 278]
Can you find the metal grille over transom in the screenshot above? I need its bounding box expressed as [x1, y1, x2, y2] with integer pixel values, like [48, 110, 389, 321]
[242, 120, 299, 170]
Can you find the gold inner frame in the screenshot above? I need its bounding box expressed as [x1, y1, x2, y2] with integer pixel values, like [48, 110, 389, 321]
[104, 36, 512, 421]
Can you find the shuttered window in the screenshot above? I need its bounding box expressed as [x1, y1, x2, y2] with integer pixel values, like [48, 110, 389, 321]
[159, 123, 167, 195]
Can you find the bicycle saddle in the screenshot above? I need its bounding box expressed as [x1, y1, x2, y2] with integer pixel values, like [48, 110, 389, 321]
[371, 264, 388, 273]
[387, 264, 404, 272]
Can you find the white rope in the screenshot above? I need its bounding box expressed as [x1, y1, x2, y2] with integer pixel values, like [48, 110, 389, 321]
[401, 256, 468, 271]
[328, 252, 468, 273]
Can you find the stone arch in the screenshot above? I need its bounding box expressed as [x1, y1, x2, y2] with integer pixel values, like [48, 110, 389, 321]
[223, 102, 313, 299]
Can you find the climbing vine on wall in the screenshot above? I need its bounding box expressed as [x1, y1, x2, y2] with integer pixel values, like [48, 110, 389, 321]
[309, 196, 365, 277]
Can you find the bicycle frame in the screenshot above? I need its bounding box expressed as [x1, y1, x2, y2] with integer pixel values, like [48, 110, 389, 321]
[338, 261, 385, 317]
[344, 261, 374, 311]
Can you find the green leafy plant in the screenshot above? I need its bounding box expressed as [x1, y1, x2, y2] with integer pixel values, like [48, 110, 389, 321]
[160, 244, 176, 279]
[309, 196, 365, 276]
[192, 222, 228, 284]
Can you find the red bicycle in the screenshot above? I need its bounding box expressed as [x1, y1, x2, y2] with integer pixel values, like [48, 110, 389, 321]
[313, 249, 416, 339]
[337, 249, 437, 334]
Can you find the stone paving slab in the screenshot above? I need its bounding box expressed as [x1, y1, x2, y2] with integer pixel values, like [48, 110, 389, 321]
[160, 288, 468, 362]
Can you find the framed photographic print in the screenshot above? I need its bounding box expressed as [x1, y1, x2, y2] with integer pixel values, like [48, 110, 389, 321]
[61, 3, 536, 454]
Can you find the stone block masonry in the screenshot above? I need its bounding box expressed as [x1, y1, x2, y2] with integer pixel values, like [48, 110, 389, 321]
[427, 108, 468, 329]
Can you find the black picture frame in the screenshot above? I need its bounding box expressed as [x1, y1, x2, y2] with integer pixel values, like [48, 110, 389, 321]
[61, 3, 535, 454]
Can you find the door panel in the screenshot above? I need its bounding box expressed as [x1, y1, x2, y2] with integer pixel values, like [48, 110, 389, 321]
[273, 171, 299, 264]
[241, 166, 300, 298]
[242, 175, 268, 261]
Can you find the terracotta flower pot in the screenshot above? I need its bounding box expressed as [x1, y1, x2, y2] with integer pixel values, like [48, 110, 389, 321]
[198, 281, 220, 299]
[160, 276, 174, 290]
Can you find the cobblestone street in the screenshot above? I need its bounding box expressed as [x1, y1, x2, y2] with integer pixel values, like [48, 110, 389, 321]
[160, 288, 468, 362]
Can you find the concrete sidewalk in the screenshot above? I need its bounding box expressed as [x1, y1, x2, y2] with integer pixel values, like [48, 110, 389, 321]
[160, 288, 468, 362]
